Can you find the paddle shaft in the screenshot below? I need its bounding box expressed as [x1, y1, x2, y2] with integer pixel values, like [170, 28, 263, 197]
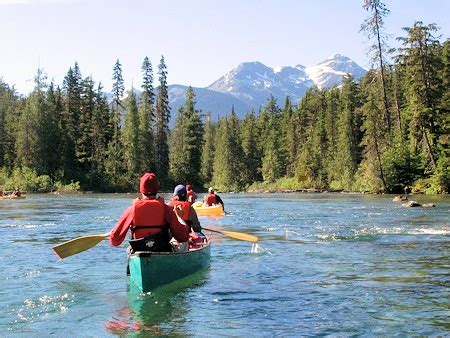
[202, 227, 258, 242]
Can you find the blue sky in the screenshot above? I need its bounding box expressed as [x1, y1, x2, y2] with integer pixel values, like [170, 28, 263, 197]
[1, 0, 449, 94]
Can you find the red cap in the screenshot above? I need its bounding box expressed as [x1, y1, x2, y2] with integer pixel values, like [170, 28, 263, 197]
[139, 173, 159, 194]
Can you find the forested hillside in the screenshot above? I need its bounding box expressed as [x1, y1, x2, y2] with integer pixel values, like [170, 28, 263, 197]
[0, 19, 448, 194]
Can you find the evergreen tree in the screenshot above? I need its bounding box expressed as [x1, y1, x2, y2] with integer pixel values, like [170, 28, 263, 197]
[77, 76, 96, 185]
[139, 56, 155, 172]
[169, 86, 203, 187]
[330, 76, 360, 190]
[0, 80, 20, 170]
[361, 0, 392, 132]
[154, 55, 170, 187]
[105, 59, 125, 184]
[397, 22, 443, 171]
[89, 83, 112, 189]
[122, 88, 141, 187]
[42, 82, 63, 182]
[211, 110, 245, 191]
[200, 112, 215, 186]
[240, 111, 262, 185]
[356, 70, 387, 192]
[61, 62, 83, 181]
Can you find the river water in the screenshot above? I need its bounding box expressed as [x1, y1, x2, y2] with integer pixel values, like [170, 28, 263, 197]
[0, 193, 448, 336]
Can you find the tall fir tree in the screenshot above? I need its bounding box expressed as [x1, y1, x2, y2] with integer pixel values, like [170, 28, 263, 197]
[356, 70, 387, 192]
[105, 59, 125, 185]
[61, 62, 83, 181]
[200, 112, 215, 186]
[397, 22, 443, 172]
[154, 55, 170, 187]
[139, 56, 155, 172]
[169, 86, 203, 187]
[240, 111, 262, 185]
[361, 0, 392, 133]
[0, 80, 20, 171]
[122, 88, 141, 188]
[330, 76, 360, 190]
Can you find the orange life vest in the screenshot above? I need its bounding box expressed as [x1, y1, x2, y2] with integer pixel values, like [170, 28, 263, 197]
[205, 193, 217, 206]
[167, 199, 191, 221]
[187, 190, 196, 203]
[131, 197, 167, 239]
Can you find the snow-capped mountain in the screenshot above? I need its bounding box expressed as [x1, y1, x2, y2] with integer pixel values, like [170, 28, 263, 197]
[168, 54, 366, 121]
[305, 54, 367, 89]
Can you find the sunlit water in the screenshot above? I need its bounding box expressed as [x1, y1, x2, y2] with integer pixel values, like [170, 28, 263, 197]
[0, 193, 449, 336]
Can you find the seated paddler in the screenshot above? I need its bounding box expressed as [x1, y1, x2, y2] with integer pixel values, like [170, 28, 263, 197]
[109, 172, 190, 253]
[168, 184, 205, 251]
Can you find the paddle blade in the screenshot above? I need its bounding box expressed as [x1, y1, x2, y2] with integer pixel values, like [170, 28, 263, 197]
[203, 227, 258, 243]
[52, 233, 110, 259]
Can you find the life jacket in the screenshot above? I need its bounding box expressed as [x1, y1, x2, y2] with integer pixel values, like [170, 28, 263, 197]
[187, 190, 196, 204]
[167, 199, 191, 222]
[131, 197, 167, 239]
[205, 193, 217, 206]
[166, 199, 191, 242]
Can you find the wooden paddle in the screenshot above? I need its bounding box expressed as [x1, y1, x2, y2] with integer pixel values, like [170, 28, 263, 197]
[202, 227, 258, 242]
[174, 210, 257, 242]
[52, 232, 110, 259]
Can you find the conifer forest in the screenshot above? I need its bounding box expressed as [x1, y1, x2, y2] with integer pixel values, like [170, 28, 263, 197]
[0, 13, 449, 194]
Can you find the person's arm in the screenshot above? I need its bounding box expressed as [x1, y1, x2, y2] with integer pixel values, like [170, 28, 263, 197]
[215, 194, 224, 210]
[109, 206, 134, 246]
[165, 205, 190, 242]
[188, 207, 202, 232]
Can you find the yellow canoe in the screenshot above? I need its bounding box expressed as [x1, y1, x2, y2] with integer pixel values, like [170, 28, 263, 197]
[193, 201, 225, 216]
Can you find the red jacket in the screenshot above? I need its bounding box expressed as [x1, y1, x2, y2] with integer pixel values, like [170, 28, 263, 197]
[205, 193, 217, 206]
[167, 199, 191, 221]
[187, 190, 196, 204]
[109, 196, 190, 246]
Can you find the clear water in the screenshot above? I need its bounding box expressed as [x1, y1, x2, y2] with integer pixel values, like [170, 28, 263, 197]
[0, 193, 449, 336]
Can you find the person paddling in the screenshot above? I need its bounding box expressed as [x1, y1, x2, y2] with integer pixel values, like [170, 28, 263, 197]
[168, 184, 203, 251]
[109, 173, 190, 253]
[186, 184, 196, 204]
[204, 187, 225, 212]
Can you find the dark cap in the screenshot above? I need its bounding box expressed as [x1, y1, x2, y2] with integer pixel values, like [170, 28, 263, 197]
[173, 184, 187, 199]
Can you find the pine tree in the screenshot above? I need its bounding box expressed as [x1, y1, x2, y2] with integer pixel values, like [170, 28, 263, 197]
[361, 0, 392, 132]
[154, 55, 170, 187]
[356, 70, 387, 192]
[90, 83, 112, 189]
[211, 110, 245, 191]
[122, 88, 141, 187]
[77, 76, 96, 186]
[139, 56, 155, 172]
[240, 111, 262, 185]
[331, 76, 360, 190]
[42, 82, 63, 182]
[200, 112, 215, 186]
[61, 62, 83, 181]
[397, 22, 443, 171]
[169, 86, 203, 187]
[0, 80, 20, 170]
[105, 59, 125, 185]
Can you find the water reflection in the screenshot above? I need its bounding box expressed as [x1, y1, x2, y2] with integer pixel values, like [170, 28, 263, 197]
[105, 270, 209, 336]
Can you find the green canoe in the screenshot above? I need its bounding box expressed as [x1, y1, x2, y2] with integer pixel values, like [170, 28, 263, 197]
[129, 239, 211, 293]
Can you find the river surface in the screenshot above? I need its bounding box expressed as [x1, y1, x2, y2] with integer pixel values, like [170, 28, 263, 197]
[0, 193, 449, 336]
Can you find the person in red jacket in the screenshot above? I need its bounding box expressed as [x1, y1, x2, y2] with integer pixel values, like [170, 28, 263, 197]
[204, 187, 225, 211]
[109, 172, 190, 253]
[186, 184, 196, 204]
[168, 184, 203, 251]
